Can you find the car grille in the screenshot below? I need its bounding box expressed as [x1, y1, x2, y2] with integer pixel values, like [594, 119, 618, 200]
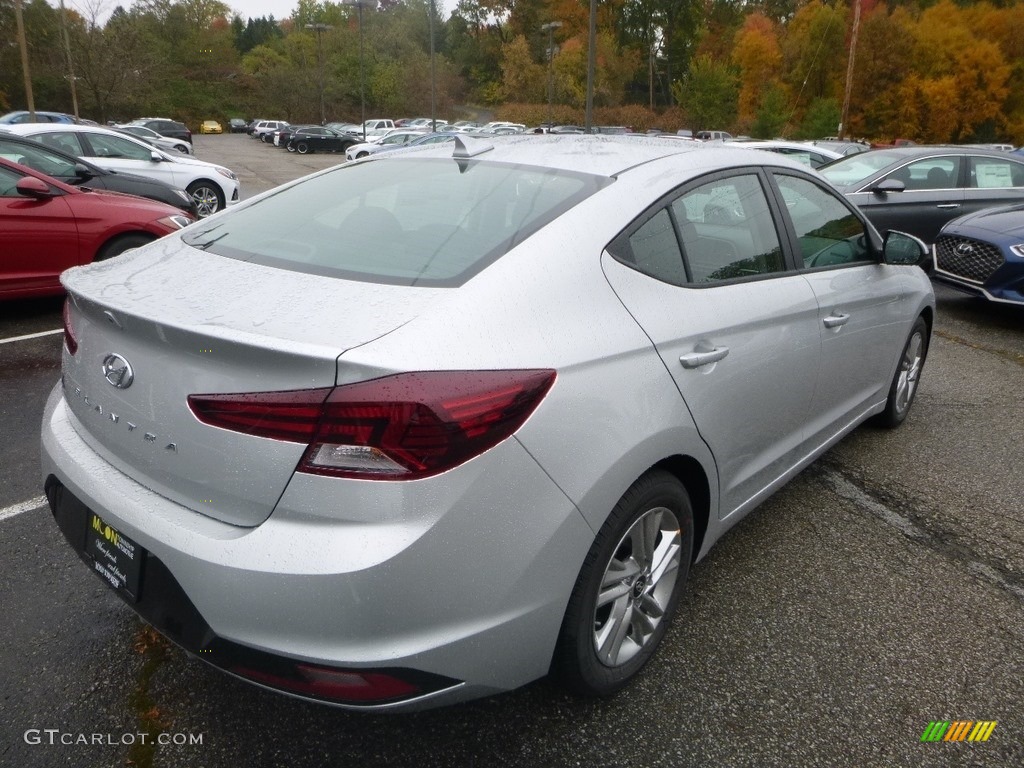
[934, 235, 1004, 283]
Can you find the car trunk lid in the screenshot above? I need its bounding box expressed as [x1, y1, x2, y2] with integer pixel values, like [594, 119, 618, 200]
[60, 241, 442, 527]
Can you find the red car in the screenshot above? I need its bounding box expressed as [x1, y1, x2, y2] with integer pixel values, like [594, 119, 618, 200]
[0, 156, 192, 299]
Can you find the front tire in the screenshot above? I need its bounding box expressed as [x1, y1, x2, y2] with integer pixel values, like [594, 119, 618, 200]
[874, 316, 929, 428]
[186, 181, 224, 218]
[95, 233, 154, 261]
[553, 470, 693, 696]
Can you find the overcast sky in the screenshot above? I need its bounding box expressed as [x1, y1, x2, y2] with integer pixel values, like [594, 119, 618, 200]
[59, 0, 461, 24]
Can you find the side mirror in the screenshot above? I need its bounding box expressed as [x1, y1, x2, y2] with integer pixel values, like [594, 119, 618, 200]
[150, 151, 164, 163]
[74, 162, 96, 179]
[882, 230, 928, 265]
[871, 178, 905, 194]
[16, 176, 56, 199]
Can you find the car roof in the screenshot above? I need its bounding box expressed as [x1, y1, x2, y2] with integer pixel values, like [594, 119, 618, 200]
[871, 146, 1016, 159]
[364, 134, 804, 178]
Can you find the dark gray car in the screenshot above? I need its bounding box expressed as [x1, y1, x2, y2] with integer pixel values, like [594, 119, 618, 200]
[821, 147, 1024, 244]
[0, 132, 197, 215]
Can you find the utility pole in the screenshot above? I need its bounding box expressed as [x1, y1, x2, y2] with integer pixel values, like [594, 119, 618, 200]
[585, 0, 596, 132]
[840, 0, 861, 141]
[14, 0, 35, 121]
[428, 0, 436, 131]
[541, 21, 562, 128]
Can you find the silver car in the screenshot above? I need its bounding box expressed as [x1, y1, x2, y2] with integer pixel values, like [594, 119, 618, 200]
[42, 136, 934, 711]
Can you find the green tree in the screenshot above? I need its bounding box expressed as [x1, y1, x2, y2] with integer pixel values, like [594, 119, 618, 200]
[751, 85, 788, 138]
[672, 54, 737, 131]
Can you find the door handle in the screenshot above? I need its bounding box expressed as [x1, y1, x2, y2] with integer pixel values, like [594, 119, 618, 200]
[679, 346, 729, 369]
[935, 203, 961, 209]
[823, 313, 851, 328]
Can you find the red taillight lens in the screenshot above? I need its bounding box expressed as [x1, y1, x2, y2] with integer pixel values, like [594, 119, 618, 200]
[62, 299, 78, 355]
[231, 665, 420, 703]
[188, 370, 556, 480]
[188, 387, 332, 442]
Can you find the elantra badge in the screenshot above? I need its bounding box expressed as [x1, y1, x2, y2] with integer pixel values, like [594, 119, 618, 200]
[101, 354, 134, 389]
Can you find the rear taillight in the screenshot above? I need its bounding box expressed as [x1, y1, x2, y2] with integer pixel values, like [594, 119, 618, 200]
[62, 299, 78, 355]
[188, 370, 556, 480]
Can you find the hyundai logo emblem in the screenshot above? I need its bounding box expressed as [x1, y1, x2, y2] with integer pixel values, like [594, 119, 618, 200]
[101, 354, 134, 389]
[955, 242, 975, 256]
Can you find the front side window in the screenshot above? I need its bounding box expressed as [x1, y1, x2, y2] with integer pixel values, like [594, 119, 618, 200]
[0, 165, 23, 196]
[774, 174, 871, 268]
[671, 174, 784, 283]
[969, 156, 1024, 188]
[884, 157, 960, 190]
[84, 133, 153, 161]
[0, 139, 78, 181]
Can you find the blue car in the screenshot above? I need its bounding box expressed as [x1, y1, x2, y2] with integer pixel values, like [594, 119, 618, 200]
[933, 203, 1024, 306]
[0, 110, 77, 125]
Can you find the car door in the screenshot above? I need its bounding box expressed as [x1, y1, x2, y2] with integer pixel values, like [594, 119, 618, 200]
[770, 171, 908, 445]
[603, 170, 821, 519]
[76, 131, 179, 188]
[848, 155, 965, 243]
[0, 164, 79, 297]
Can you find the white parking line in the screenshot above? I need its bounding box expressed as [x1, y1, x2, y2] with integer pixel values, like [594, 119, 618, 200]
[0, 495, 47, 523]
[0, 328, 62, 345]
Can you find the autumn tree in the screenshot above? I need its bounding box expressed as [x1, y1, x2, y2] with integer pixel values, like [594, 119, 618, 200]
[732, 13, 783, 130]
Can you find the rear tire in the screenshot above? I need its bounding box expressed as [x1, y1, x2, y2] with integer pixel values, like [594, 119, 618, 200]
[873, 316, 929, 428]
[296, 142, 311, 154]
[96, 233, 154, 261]
[553, 470, 693, 696]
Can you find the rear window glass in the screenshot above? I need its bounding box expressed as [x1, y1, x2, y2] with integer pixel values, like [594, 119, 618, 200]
[182, 157, 608, 286]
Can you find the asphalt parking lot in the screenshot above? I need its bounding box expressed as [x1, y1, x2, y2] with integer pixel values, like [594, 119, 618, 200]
[2, 134, 1023, 768]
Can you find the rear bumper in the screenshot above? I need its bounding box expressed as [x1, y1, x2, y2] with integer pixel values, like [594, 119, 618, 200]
[40, 384, 593, 710]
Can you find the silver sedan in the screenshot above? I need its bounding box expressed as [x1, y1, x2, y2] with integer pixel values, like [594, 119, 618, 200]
[41, 136, 934, 711]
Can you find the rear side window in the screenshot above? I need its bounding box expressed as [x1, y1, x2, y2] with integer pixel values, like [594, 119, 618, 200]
[183, 157, 608, 286]
[625, 209, 686, 284]
[969, 156, 1024, 188]
[671, 174, 784, 283]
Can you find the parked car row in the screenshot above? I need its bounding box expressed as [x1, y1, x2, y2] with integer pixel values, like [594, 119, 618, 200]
[0, 123, 239, 217]
[0, 154, 192, 299]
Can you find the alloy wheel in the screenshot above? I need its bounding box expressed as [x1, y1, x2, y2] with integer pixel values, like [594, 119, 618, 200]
[592, 506, 681, 667]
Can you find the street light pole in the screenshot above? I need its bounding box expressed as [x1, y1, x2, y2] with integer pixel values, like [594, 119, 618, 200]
[341, 0, 367, 141]
[305, 23, 333, 125]
[541, 21, 562, 128]
[58, 0, 79, 119]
